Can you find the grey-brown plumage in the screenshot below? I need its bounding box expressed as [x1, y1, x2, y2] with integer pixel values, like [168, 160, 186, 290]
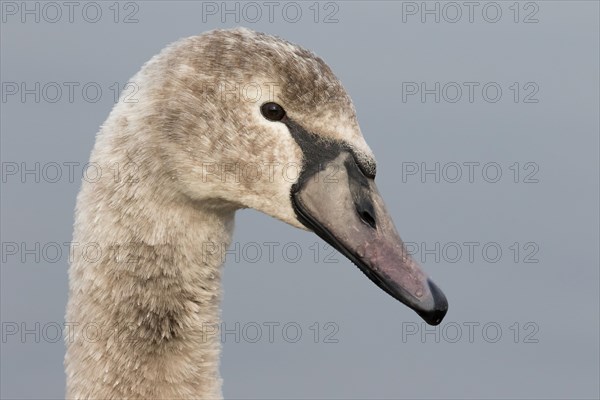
[65, 27, 446, 400]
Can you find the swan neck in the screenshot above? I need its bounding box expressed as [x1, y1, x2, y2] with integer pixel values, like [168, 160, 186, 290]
[66, 158, 234, 399]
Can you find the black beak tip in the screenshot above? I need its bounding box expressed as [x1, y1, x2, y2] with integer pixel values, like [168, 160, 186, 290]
[416, 279, 448, 326]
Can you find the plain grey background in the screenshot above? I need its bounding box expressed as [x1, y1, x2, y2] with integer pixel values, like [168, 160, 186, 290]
[1, 1, 599, 399]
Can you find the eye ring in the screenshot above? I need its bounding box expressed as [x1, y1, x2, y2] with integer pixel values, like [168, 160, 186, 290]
[261, 102, 286, 121]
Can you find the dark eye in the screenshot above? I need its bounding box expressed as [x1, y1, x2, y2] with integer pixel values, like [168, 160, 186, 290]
[260, 102, 286, 121]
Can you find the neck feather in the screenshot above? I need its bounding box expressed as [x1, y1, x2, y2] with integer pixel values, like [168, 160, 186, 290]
[65, 123, 234, 399]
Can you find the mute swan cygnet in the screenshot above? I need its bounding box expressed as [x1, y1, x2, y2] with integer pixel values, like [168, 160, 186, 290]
[65, 27, 448, 399]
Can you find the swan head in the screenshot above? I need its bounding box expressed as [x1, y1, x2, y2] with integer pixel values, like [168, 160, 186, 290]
[137, 28, 447, 325]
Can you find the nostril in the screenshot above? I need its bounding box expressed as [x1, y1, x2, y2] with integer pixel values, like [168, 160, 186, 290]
[352, 185, 377, 229]
[358, 209, 377, 229]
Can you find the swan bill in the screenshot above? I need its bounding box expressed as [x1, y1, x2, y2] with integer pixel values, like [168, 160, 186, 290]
[291, 151, 448, 326]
